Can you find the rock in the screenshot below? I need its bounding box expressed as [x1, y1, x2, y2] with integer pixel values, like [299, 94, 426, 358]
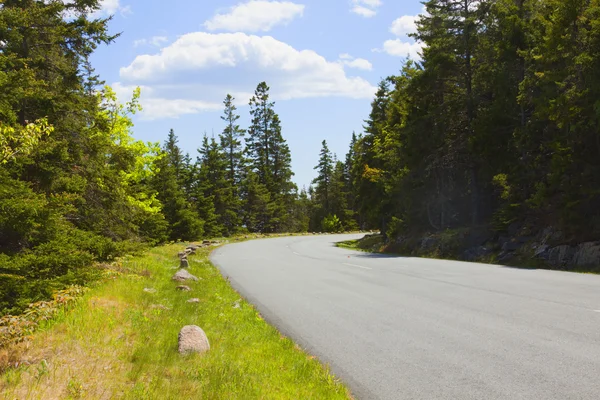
[507, 222, 521, 237]
[172, 269, 199, 282]
[465, 229, 493, 247]
[547, 245, 575, 267]
[150, 304, 170, 310]
[502, 241, 521, 252]
[516, 236, 533, 244]
[187, 298, 200, 303]
[572, 242, 600, 267]
[186, 245, 199, 250]
[202, 240, 211, 245]
[178, 325, 210, 355]
[176, 285, 192, 291]
[178, 251, 187, 258]
[180, 259, 189, 269]
[143, 288, 157, 293]
[462, 246, 492, 262]
[497, 251, 514, 264]
[533, 244, 550, 258]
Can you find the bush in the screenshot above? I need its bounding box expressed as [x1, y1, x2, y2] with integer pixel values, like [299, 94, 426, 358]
[0, 226, 130, 315]
[322, 214, 342, 233]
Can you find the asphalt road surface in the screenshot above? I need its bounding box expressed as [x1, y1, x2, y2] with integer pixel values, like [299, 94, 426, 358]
[211, 234, 600, 400]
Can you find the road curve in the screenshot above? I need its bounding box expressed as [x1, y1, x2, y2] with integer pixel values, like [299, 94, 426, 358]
[210, 234, 600, 400]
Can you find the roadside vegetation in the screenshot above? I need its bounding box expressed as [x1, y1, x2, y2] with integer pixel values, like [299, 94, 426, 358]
[310, 0, 600, 272]
[0, 240, 351, 400]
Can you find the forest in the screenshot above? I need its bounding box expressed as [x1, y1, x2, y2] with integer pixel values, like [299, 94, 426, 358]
[2, 0, 600, 314]
[320, 0, 600, 249]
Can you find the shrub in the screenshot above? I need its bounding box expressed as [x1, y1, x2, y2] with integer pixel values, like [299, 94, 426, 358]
[322, 215, 342, 233]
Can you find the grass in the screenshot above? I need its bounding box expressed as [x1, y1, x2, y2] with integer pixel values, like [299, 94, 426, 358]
[0, 240, 352, 400]
[336, 234, 385, 253]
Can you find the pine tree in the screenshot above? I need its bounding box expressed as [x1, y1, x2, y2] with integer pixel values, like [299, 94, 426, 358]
[220, 94, 246, 189]
[240, 170, 271, 233]
[245, 82, 296, 232]
[312, 140, 334, 215]
[194, 136, 223, 237]
[153, 130, 203, 241]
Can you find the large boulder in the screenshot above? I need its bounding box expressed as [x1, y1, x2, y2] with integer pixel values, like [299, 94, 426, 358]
[573, 242, 600, 267]
[547, 245, 575, 267]
[172, 269, 199, 282]
[178, 325, 210, 355]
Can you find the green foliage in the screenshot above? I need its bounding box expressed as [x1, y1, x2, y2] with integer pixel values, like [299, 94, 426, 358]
[322, 215, 342, 233]
[245, 82, 297, 232]
[325, 0, 600, 243]
[0, 119, 53, 164]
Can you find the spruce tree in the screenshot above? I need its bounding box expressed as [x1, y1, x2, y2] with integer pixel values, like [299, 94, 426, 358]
[194, 136, 223, 238]
[220, 94, 246, 189]
[153, 132, 203, 241]
[312, 140, 334, 215]
[245, 82, 296, 232]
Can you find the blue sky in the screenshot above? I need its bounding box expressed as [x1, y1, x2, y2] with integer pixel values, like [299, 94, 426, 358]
[91, 0, 424, 188]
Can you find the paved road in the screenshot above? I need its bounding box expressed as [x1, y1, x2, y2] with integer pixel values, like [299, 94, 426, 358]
[211, 234, 600, 400]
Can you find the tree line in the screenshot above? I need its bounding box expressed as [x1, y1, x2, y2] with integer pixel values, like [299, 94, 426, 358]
[0, 1, 308, 314]
[309, 0, 600, 244]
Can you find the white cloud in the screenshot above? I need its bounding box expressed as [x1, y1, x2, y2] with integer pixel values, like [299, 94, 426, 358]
[58, 0, 130, 17]
[377, 9, 426, 60]
[91, 0, 131, 17]
[117, 32, 376, 120]
[134, 36, 169, 48]
[379, 39, 424, 59]
[390, 15, 418, 36]
[338, 54, 372, 70]
[203, 1, 305, 33]
[113, 82, 222, 120]
[350, 0, 382, 18]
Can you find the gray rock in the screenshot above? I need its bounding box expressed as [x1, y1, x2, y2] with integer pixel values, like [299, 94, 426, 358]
[462, 246, 492, 262]
[186, 245, 199, 250]
[176, 285, 192, 291]
[180, 258, 189, 269]
[516, 236, 533, 244]
[187, 298, 200, 303]
[502, 241, 521, 252]
[507, 222, 521, 236]
[172, 269, 199, 282]
[143, 288, 157, 293]
[547, 245, 575, 267]
[573, 242, 600, 267]
[178, 251, 187, 258]
[178, 325, 210, 354]
[497, 251, 514, 264]
[533, 245, 550, 258]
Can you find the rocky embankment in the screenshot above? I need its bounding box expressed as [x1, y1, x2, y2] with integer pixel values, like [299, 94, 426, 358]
[387, 226, 600, 272]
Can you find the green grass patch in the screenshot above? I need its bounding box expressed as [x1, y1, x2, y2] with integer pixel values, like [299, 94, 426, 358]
[336, 234, 385, 253]
[0, 241, 351, 399]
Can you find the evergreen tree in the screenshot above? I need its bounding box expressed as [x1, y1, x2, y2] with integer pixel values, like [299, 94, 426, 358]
[153, 132, 203, 241]
[245, 82, 296, 232]
[312, 140, 334, 220]
[220, 94, 246, 188]
[194, 136, 223, 237]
